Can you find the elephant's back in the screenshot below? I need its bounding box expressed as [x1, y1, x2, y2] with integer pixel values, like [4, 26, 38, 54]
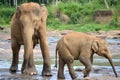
[64, 32, 96, 42]
[62, 33, 83, 59]
[63, 32, 91, 43]
[64, 32, 91, 39]
[63, 32, 94, 59]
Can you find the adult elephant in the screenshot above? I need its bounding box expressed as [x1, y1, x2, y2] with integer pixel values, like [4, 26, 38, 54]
[10, 2, 52, 76]
[55, 32, 118, 79]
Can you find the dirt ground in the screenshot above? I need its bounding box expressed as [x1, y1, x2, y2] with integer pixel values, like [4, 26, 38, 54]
[0, 28, 120, 80]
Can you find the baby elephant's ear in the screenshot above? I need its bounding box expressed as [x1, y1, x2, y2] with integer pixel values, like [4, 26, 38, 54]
[92, 40, 99, 52]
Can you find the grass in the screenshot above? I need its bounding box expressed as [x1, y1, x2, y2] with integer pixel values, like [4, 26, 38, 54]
[47, 22, 120, 32]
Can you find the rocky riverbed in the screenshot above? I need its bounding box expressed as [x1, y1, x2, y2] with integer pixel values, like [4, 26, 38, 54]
[0, 28, 120, 80]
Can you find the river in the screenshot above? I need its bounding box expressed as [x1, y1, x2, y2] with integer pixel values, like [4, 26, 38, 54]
[0, 35, 120, 80]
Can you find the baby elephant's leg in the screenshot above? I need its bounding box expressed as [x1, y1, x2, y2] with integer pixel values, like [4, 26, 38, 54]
[58, 58, 65, 79]
[67, 63, 76, 79]
[66, 57, 76, 79]
[79, 56, 92, 77]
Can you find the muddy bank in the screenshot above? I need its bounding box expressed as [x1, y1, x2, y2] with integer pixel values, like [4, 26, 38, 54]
[0, 29, 120, 80]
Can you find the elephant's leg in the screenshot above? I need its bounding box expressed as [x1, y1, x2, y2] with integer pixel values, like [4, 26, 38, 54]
[27, 52, 37, 75]
[79, 56, 92, 77]
[38, 28, 52, 76]
[21, 28, 34, 75]
[10, 40, 20, 72]
[58, 58, 65, 79]
[67, 62, 76, 79]
[65, 56, 76, 79]
[27, 44, 37, 75]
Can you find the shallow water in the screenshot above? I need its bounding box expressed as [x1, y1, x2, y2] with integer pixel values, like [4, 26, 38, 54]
[0, 59, 120, 80]
[0, 37, 120, 80]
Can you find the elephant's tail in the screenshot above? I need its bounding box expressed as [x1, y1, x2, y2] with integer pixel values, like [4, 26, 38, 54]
[54, 46, 58, 68]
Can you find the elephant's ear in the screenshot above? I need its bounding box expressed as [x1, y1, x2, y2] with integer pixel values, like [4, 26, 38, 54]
[92, 40, 99, 52]
[39, 4, 48, 21]
[15, 6, 21, 18]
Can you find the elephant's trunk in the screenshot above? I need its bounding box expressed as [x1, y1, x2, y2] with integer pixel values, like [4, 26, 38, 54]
[107, 57, 118, 77]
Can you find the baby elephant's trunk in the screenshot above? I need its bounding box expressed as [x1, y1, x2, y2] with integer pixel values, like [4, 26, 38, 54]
[105, 54, 118, 77]
[108, 57, 118, 77]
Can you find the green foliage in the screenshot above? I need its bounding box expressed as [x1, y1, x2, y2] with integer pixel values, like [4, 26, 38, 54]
[109, 15, 118, 27]
[73, 23, 119, 32]
[56, 2, 92, 24]
[47, 22, 120, 32]
[46, 1, 120, 31]
[49, 1, 106, 25]
[0, 7, 15, 26]
[0, 0, 120, 32]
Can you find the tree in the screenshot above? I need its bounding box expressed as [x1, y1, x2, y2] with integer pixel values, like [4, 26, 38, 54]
[104, 0, 109, 8]
[14, 0, 17, 8]
[40, 0, 49, 4]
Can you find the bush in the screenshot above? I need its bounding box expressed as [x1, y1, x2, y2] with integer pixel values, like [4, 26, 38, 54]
[51, 1, 106, 24]
[109, 15, 118, 27]
[0, 7, 15, 26]
[46, 1, 120, 31]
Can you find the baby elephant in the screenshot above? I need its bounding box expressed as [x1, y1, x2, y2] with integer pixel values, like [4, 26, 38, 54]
[55, 32, 118, 79]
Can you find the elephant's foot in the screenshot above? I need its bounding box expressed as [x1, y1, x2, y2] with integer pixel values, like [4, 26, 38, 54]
[83, 69, 89, 78]
[42, 69, 52, 76]
[10, 64, 18, 72]
[71, 75, 77, 80]
[83, 77, 90, 80]
[58, 72, 65, 79]
[21, 67, 37, 75]
[58, 75, 65, 79]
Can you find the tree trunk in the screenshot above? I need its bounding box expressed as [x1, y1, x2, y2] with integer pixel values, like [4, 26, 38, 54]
[13, 0, 17, 8]
[104, 0, 109, 8]
[9, 0, 11, 7]
[15, 0, 17, 8]
[56, 0, 58, 5]
[89, 0, 92, 3]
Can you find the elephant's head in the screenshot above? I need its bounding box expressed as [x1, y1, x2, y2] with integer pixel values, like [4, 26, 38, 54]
[92, 38, 118, 77]
[15, 2, 48, 29]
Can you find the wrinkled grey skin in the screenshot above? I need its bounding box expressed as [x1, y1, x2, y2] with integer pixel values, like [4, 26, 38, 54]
[10, 2, 52, 76]
[55, 32, 118, 79]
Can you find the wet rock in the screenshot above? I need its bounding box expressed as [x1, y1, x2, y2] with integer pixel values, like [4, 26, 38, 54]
[117, 43, 120, 45]
[75, 68, 83, 72]
[107, 30, 120, 39]
[93, 68, 102, 73]
[0, 68, 10, 72]
[0, 48, 5, 51]
[60, 30, 73, 36]
[88, 30, 120, 39]
[0, 26, 4, 30]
